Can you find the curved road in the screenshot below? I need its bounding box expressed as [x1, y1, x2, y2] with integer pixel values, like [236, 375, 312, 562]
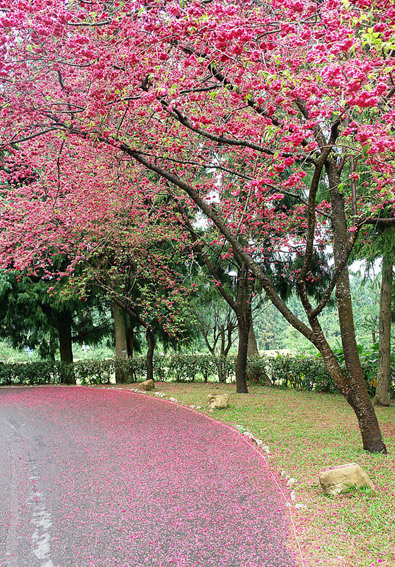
[0, 387, 298, 567]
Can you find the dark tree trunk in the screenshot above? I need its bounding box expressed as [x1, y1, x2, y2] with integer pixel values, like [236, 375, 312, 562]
[114, 301, 128, 383]
[146, 329, 156, 382]
[374, 255, 393, 407]
[236, 315, 250, 393]
[327, 163, 387, 453]
[217, 325, 227, 383]
[235, 264, 250, 394]
[126, 324, 134, 358]
[58, 316, 75, 384]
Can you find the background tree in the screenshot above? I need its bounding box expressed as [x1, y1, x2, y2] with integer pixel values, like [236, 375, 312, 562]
[0, 269, 110, 382]
[193, 275, 238, 383]
[352, 223, 395, 406]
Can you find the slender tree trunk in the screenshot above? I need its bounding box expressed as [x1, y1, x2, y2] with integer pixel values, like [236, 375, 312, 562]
[217, 324, 227, 383]
[58, 316, 75, 384]
[114, 301, 128, 383]
[236, 315, 249, 393]
[327, 163, 387, 453]
[235, 264, 250, 393]
[247, 323, 259, 357]
[114, 301, 128, 359]
[374, 255, 393, 407]
[126, 325, 134, 358]
[146, 329, 156, 382]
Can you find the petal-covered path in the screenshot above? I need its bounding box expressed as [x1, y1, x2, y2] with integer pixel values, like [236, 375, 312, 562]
[0, 387, 299, 567]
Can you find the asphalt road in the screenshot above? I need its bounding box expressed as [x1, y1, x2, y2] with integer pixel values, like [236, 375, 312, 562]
[0, 387, 298, 567]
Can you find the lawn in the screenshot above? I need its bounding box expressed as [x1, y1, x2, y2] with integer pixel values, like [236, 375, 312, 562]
[113, 382, 395, 567]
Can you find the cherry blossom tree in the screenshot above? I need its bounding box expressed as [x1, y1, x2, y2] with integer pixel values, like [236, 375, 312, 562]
[1, 0, 395, 452]
[0, 139, 197, 380]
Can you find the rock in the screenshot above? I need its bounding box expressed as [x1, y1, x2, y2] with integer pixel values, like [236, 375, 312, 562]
[319, 463, 374, 496]
[140, 379, 155, 391]
[242, 431, 254, 439]
[207, 393, 229, 409]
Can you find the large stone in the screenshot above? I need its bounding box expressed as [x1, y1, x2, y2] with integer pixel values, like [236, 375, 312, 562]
[319, 463, 374, 496]
[140, 379, 155, 391]
[207, 393, 229, 409]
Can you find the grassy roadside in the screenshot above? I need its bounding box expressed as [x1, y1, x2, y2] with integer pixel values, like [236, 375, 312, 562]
[116, 382, 395, 567]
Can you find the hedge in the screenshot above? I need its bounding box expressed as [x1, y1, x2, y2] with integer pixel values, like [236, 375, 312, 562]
[0, 354, 223, 386]
[0, 353, 393, 397]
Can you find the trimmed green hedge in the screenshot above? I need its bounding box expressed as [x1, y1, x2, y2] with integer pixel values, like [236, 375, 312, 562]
[249, 353, 394, 396]
[0, 354, 224, 386]
[0, 352, 393, 397]
[248, 354, 335, 392]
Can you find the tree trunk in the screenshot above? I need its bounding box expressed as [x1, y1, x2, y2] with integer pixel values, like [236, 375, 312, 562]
[126, 325, 134, 358]
[236, 316, 249, 393]
[374, 255, 393, 407]
[216, 322, 234, 383]
[114, 301, 128, 383]
[327, 162, 387, 453]
[58, 316, 75, 384]
[247, 323, 259, 357]
[114, 301, 128, 359]
[217, 357, 227, 383]
[146, 329, 156, 382]
[235, 264, 250, 393]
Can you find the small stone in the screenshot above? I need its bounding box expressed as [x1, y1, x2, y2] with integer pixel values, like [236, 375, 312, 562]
[242, 431, 254, 439]
[319, 463, 374, 496]
[294, 504, 307, 510]
[139, 379, 155, 391]
[207, 393, 229, 409]
[287, 478, 297, 487]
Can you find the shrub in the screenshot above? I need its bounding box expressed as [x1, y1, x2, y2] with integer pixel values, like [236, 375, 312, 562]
[261, 354, 336, 392]
[0, 360, 60, 385]
[1, 351, 391, 396]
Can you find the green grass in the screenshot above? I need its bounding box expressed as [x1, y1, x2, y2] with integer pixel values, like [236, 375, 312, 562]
[119, 382, 395, 567]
